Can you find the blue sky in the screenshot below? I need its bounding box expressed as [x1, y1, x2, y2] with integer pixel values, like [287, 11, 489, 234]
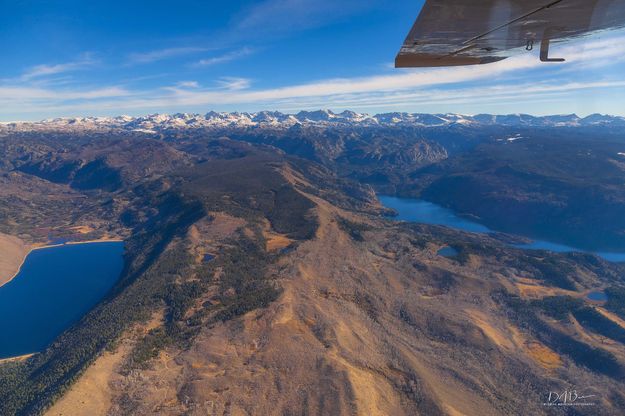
[1, 0, 625, 120]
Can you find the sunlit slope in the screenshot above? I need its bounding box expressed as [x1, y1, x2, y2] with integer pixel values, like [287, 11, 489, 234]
[42, 163, 625, 415]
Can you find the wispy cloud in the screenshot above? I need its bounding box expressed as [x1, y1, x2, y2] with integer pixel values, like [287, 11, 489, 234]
[128, 47, 209, 64]
[194, 47, 255, 67]
[234, 0, 375, 35]
[178, 53, 541, 104]
[291, 80, 625, 111]
[20, 55, 96, 81]
[3, 32, 625, 119]
[215, 77, 251, 91]
[0, 86, 130, 101]
[175, 81, 200, 88]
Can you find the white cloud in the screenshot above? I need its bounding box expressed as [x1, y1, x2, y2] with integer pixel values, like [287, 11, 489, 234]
[0, 86, 131, 101]
[194, 47, 255, 66]
[215, 77, 251, 91]
[145, 53, 542, 108]
[3, 31, 625, 119]
[234, 0, 374, 35]
[176, 81, 200, 88]
[128, 47, 209, 64]
[290, 80, 625, 110]
[20, 55, 96, 81]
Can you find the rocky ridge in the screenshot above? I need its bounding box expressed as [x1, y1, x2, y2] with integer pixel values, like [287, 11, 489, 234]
[2, 110, 624, 133]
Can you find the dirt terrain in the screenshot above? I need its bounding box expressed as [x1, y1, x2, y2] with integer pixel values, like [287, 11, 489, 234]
[48, 181, 625, 415]
[2, 126, 625, 415]
[0, 233, 28, 286]
[45, 312, 165, 416]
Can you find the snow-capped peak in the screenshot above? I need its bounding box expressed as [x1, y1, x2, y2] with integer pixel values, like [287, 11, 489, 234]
[2, 111, 624, 133]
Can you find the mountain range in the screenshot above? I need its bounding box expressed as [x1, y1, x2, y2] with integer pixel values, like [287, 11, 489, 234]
[2, 110, 625, 132]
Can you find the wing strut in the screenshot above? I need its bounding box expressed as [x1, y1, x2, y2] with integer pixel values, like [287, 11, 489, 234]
[540, 37, 565, 62]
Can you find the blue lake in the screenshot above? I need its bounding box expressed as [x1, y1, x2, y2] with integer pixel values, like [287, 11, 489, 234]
[437, 246, 459, 258]
[586, 291, 608, 302]
[0, 241, 124, 359]
[379, 195, 625, 263]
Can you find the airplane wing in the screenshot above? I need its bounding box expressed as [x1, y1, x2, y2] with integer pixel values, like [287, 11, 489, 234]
[396, 0, 625, 67]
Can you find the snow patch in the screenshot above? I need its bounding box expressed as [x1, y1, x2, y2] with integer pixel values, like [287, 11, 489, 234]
[1, 112, 623, 133]
[497, 133, 523, 142]
[132, 128, 157, 134]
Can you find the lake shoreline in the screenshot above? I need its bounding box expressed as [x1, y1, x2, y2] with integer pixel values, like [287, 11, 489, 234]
[0, 353, 35, 365]
[1, 237, 124, 289]
[0, 240, 125, 359]
[379, 195, 625, 263]
[0, 233, 29, 287]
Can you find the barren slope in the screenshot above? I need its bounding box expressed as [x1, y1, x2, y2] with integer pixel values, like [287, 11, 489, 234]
[51, 170, 625, 415]
[0, 233, 28, 286]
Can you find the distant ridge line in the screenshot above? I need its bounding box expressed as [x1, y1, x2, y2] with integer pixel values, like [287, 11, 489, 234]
[2, 110, 624, 132]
